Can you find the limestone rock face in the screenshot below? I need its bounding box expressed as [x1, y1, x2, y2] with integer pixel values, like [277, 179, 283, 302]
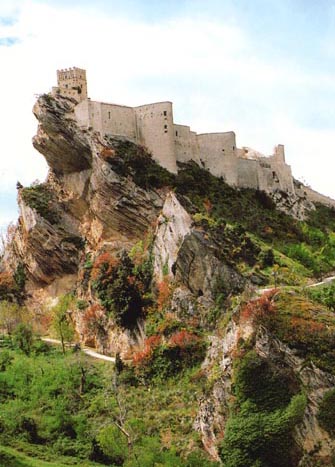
[153, 192, 192, 281]
[6, 93, 165, 299]
[89, 157, 163, 242]
[33, 95, 92, 173]
[175, 230, 246, 298]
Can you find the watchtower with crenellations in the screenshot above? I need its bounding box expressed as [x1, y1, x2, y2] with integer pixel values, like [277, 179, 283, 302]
[55, 67, 87, 102]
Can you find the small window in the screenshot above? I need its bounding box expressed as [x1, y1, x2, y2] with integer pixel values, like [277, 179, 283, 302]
[176, 131, 178, 136]
[222, 149, 225, 152]
[163, 110, 167, 116]
[108, 111, 111, 119]
[233, 145, 235, 150]
[164, 125, 168, 129]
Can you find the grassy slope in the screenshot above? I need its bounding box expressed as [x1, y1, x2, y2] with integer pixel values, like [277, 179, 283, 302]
[0, 445, 99, 467]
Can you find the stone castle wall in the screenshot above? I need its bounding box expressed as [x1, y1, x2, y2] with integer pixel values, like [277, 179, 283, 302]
[135, 102, 177, 173]
[197, 132, 238, 185]
[173, 124, 201, 164]
[54, 67, 300, 198]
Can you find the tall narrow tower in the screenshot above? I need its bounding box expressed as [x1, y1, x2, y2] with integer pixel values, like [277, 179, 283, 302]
[56, 67, 87, 102]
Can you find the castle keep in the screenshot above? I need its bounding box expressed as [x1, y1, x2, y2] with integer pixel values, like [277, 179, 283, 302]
[52, 67, 296, 195]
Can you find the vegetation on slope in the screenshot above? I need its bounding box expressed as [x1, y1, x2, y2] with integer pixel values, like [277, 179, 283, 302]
[220, 353, 306, 467]
[240, 289, 335, 375]
[104, 142, 335, 282]
[0, 335, 216, 466]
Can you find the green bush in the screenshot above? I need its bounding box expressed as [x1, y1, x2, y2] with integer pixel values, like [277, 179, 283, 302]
[219, 347, 306, 466]
[308, 282, 335, 312]
[0, 350, 13, 371]
[134, 331, 206, 381]
[234, 351, 296, 411]
[12, 324, 33, 355]
[93, 251, 145, 328]
[259, 248, 275, 268]
[105, 138, 176, 189]
[21, 183, 59, 224]
[257, 291, 335, 374]
[96, 425, 128, 465]
[317, 389, 335, 434]
[220, 395, 306, 467]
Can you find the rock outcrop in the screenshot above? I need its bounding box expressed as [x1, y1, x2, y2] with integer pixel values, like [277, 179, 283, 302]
[195, 296, 335, 466]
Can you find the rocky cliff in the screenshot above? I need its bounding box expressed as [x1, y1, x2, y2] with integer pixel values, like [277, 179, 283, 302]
[1, 92, 335, 466]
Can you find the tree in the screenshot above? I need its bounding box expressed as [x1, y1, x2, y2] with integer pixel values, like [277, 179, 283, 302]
[51, 295, 76, 354]
[12, 323, 33, 355]
[93, 251, 143, 328]
[0, 300, 25, 334]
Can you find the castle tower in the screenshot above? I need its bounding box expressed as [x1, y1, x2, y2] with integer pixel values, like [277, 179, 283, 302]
[56, 67, 87, 102]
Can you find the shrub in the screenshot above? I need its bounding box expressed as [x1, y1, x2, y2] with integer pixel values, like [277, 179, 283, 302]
[0, 301, 26, 334]
[234, 351, 296, 411]
[308, 282, 335, 312]
[260, 248, 275, 268]
[21, 183, 59, 224]
[92, 251, 144, 328]
[105, 138, 176, 189]
[317, 389, 335, 434]
[157, 277, 172, 311]
[219, 394, 306, 467]
[82, 304, 107, 341]
[0, 350, 13, 371]
[133, 331, 206, 381]
[96, 425, 128, 465]
[13, 263, 26, 292]
[12, 324, 33, 355]
[240, 290, 276, 324]
[252, 291, 335, 375]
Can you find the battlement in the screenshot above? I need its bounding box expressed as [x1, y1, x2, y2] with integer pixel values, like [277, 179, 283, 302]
[54, 67, 87, 102]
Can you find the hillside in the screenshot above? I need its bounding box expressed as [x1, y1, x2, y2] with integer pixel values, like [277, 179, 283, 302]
[1, 93, 335, 466]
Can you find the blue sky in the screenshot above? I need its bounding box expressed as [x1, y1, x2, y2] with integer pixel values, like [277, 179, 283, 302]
[0, 0, 334, 232]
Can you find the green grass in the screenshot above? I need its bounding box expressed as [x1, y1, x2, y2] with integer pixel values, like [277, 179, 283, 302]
[0, 345, 211, 466]
[0, 445, 100, 467]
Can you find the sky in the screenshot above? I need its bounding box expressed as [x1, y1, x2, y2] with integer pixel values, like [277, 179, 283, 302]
[0, 0, 334, 232]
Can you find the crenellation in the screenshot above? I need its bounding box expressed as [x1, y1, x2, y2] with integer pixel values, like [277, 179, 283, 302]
[51, 67, 302, 197]
[53, 67, 87, 102]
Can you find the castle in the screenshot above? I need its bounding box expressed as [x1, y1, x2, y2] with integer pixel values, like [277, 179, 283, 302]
[51, 67, 333, 205]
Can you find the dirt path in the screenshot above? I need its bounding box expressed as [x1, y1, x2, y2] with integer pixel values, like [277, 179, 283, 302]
[41, 337, 115, 362]
[257, 274, 335, 295]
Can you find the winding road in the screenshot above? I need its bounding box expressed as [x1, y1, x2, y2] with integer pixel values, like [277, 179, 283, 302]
[41, 337, 115, 362]
[257, 274, 335, 295]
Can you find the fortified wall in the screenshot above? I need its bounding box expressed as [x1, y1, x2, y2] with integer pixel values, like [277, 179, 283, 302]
[51, 68, 316, 200]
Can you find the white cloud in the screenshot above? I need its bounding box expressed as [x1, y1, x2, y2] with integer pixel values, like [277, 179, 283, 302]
[0, 1, 334, 230]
